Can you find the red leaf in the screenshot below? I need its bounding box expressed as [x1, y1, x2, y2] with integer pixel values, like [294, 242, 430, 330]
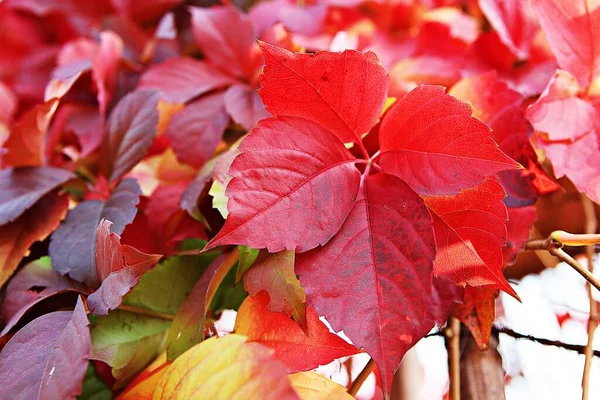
[0, 81, 17, 126]
[1, 257, 87, 336]
[49, 178, 141, 287]
[531, 0, 600, 88]
[102, 89, 160, 182]
[205, 117, 361, 253]
[235, 292, 361, 372]
[0, 192, 69, 289]
[110, 0, 182, 23]
[189, 5, 259, 81]
[244, 250, 307, 330]
[424, 178, 518, 297]
[504, 206, 537, 266]
[453, 287, 498, 350]
[88, 220, 162, 315]
[428, 278, 465, 326]
[0, 166, 73, 225]
[166, 250, 239, 360]
[258, 41, 389, 144]
[526, 70, 597, 141]
[0, 296, 91, 399]
[379, 85, 519, 196]
[164, 92, 229, 169]
[137, 57, 235, 104]
[2, 101, 58, 168]
[224, 83, 270, 130]
[479, 0, 539, 59]
[93, 31, 124, 119]
[296, 173, 436, 393]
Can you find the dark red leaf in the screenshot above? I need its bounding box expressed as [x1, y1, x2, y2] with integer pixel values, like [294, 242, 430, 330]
[137, 57, 235, 104]
[379, 85, 519, 196]
[0, 192, 69, 289]
[296, 173, 436, 393]
[504, 206, 537, 266]
[423, 177, 518, 297]
[0, 296, 91, 399]
[88, 219, 162, 315]
[224, 84, 270, 130]
[258, 41, 389, 144]
[49, 178, 141, 287]
[235, 292, 361, 373]
[164, 93, 229, 169]
[189, 5, 259, 81]
[0, 166, 73, 225]
[1, 257, 87, 337]
[205, 117, 361, 253]
[102, 89, 161, 182]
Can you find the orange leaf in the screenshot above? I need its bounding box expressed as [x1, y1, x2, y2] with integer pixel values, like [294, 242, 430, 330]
[154, 334, 300, 400]
[452, 286, 499, 350]
[117, 353, 170, 400]
[235, 292, 361, 372]
[289, 372, 353, 400]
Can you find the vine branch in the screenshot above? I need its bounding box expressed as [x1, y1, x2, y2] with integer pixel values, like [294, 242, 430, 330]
[348, 358, 375, 396]
[444, 317, 461, 400]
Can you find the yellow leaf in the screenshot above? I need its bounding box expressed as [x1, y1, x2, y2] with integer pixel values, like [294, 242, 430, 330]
[289, 372, 354, 400]
[153, 334, 300, 400]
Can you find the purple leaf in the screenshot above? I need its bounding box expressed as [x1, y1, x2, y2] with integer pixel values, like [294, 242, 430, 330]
[1, 257, 87, 336]
[0, 296, 91, 399]
[0, 166, 73, 226]
[224, 84, 270, 130]
[49, 178, 141, 287]
[102, 89, 161, 182]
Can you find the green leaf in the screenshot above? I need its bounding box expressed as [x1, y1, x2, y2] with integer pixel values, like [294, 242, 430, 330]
[211, 263, 247, 313]
[90, 311, 170, 388]
[235, 245, 259, 283]
[123, 254, 214, 315]
[209, 180, 228, 218]
[78, 364, 112, 400]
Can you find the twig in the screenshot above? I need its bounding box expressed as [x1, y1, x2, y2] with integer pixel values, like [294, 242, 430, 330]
[444, 317, 461, 400]
[348, 358, 375, 396]
[117, 304, 175, 321]
[524, 235, 600, 292]
[494, 326, 600, 357]
[580, 194, 597, 400]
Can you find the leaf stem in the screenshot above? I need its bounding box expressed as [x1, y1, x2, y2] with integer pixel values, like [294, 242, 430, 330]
[348, 358, 375, 396]
[445, 317, 461, 400]
[580, 194, 597, 400]
[117, 304, 175, 321]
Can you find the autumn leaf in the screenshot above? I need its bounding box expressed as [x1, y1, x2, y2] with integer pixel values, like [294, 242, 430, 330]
[0, 296, 91, 399]
[224, 84, 270, 130]
[453, 287, 499, 350]
[0, 191, 69, 288]
[1, 256, 87, 336]
[50, 178, 141, 287]
[296, 173, 436, 392]
[166, 250, 239, 360]
[289, 371, 353, 400]
[164, 92, 229, 169]
[0, 166, 72, 225]
[236, 245, 259, 283]
[378, 85, 519, 196]
[235, 292, 361, 372]
[154, 334, 300, 400]
[87, 219, 162, 315]
[102, 89, 161, 182]
[137, 57, 235, 104]
[424, 177, 518, 298]
[258, 41, 389, 144]
[117, 355, 170, 400]
[205, 117, 361, 253]
[244, 250, 307, 329]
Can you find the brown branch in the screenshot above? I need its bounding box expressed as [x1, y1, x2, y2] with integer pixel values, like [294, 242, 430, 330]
[580, 194, 598, 400]
[523, 235, 600, 292]
[494, 326, 600, 358]
[445, 317, 461, 400]
[348, 358, 375, 397]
